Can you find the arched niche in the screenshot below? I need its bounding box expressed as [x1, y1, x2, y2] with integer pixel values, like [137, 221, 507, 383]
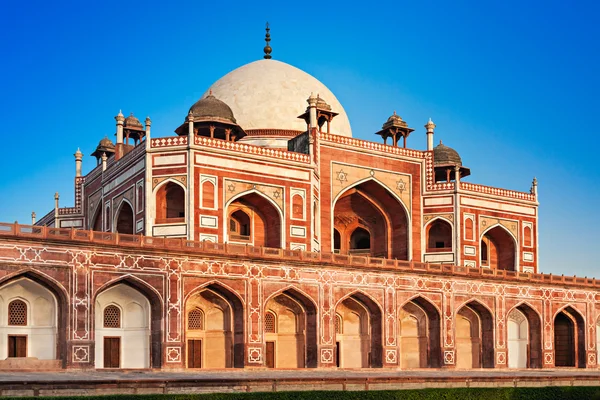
[155, 181, 185, 223]
[481, 225, 516, 271]
[114, 200, 134, 234]
[426, 219, 453, 252]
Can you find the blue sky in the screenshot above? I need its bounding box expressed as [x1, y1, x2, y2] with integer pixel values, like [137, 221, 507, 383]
[0, 1, 598, 276]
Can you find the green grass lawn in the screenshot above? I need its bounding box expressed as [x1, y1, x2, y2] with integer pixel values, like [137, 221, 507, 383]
[6, 387, 600, 400]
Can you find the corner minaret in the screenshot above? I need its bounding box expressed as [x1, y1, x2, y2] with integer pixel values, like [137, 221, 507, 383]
[74, 148, 83, 177]
[115, 110, 125, 144]
[263, 22, 272, 59]
[425, 118, 436, 151]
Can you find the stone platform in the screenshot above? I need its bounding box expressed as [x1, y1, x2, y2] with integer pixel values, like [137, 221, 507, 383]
[1, 369, 600, 397]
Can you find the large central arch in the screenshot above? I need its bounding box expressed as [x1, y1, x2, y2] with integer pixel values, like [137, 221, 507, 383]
[332, 179, 409, 260]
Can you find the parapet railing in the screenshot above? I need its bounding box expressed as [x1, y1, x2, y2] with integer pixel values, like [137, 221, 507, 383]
[150, 136, 188, 148]
[320, 133, 426, 159]
[0, 222, 594, 289]
[194, 136, 311, 163]
[460, 182, 535, 202]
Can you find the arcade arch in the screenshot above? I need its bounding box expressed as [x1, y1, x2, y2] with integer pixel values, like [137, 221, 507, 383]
[184, 283, 245, 369]
[554, 306, 586, 368]
[263, 289, 317, 369]
[399, 297, 441, 368]
[185, 289, 232, 368]
[333, 180, 409, 259]
[226, 191, 282, 248]
[507, 304, 542, 368]
[0, 278, 57, 361]
[480, 225, 516, 271]
[95, 283, 151, 368]
[455, 301, 494, 368]
[334, 292, 382, 368]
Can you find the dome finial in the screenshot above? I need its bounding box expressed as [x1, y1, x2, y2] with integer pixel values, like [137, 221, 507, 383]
[263, 22, 272, 59]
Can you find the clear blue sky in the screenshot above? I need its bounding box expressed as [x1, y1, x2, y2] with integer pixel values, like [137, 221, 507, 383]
[0, 1, 598, 276]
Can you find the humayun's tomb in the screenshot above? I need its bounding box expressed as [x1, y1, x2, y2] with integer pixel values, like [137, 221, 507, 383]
[0, 27, 598, 374]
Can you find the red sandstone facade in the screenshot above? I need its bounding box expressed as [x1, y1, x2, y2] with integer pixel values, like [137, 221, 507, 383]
[0, 52, 593, 372]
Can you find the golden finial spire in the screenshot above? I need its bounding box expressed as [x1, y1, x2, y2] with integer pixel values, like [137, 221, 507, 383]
[263, 22, 272, 59]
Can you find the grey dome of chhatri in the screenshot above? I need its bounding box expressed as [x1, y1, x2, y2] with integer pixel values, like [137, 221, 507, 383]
[189, 94, 237, 124]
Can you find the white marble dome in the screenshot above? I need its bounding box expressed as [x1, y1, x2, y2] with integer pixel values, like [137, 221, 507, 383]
[203, 59, 352, 137]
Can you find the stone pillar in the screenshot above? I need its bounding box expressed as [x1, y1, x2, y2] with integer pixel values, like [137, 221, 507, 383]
[542, 299, 554, 367]
[101, 152, 107, 172]
[74, 148, 83, 177]
[31, 212, 36, 225]
[425, 118, 435, 151]
[115, 110, 125, 144]
[308, 93, 318, 130]
[246, 277, 263, 366]
[441, 290, 456, 368]
[318, 282, 336, 368]
[383, 285, 398, 367]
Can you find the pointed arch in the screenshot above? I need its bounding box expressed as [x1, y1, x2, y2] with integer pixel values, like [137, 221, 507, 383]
[456, 299, 495, 368]
[506, 302, 543, 368]
[113, 198, 134, 234]
[225, 189, 284, 249]
[424, 217, 453, 252]
[90, 202, 103, 232]
[0, 269, 68, 368]
[399, 295, 442, 368]
[332, 178, 410, 259]
[184, 280, 245, 368]
[480, 223, 518, 271]
[264, 285, 318, 368]
[94, 275, 163, 368]
[553, 305, 586, 368]
[335, 290, 383, 368]
[154, 179, 186, 224]
[332, 177, 409, 216]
